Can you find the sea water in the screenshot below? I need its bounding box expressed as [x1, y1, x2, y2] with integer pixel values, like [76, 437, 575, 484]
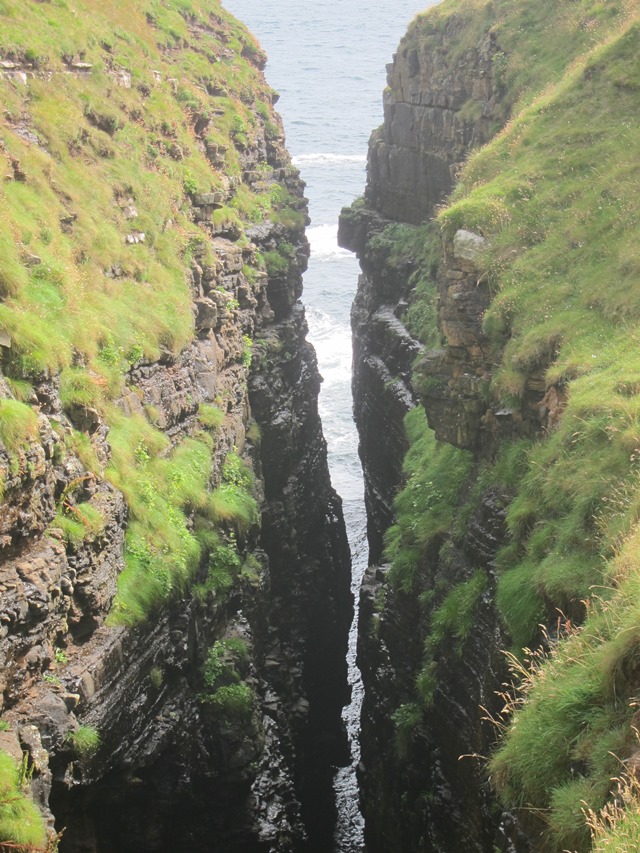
[222, 2, 437, 848]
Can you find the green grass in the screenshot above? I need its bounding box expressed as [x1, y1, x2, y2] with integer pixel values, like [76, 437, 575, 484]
[106, 421, 257, 624]
[198, 403, 224, 431]
[366, 221, 441, 347]
[0, 0, 296, 622]
[435, 21, 640, 653]
[385, 406, 473, 593]
[370, 1, 640, 846]
[0, 397, 39, 457]
[406, 0, 635, 121]
[209, 683, 254, 721]
[200, 638, 254, 721]
[417, 570, 487, 707]
[427, 14, 640, 847]
[66, 725, 100, 757]
[53, 501, 105, 546]
[0, 751, 46, 848]
[488, 578, 640, 850]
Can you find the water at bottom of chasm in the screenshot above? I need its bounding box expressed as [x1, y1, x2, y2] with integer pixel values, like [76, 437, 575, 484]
[222, 1, 437, 848]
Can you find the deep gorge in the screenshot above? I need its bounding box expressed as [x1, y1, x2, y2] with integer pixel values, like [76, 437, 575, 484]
[3, 1, 640, 852]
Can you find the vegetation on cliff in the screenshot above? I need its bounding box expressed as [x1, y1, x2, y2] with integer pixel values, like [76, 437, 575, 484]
[0, 0, 312, 846]
[0, 750, 47, 849]
[353, 0, 640, 849]
[0, 0, 292, 623]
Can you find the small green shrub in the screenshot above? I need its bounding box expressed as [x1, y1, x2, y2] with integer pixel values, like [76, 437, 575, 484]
[67, 726, 100, 757]
[150, 666, 163, 689]
[54, 647, 67, 665]
[210, 683, 254, 721]
[202, 637, 248, 690]
[197, 403, 224, 430]
[263, 249, 289, 278]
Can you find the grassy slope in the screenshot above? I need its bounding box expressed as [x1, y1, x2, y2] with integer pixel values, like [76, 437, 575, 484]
[0, 0, 295, 622]
[384, 0, 640, 849]
[0, 0, 281, 842]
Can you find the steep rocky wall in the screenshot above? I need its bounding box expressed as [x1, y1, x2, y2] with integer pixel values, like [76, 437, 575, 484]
[0, 3, 351, 850]
[338, 5, 504, 561]
[342, 1, 640, 851]
[365, 14, 503, 225]
[337, 4, 521, 851]
[338, 15, 512, 839]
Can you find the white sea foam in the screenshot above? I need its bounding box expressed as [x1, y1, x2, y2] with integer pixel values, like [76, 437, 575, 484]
[307, 223, 352, 260]
[292, 152, 367, 166]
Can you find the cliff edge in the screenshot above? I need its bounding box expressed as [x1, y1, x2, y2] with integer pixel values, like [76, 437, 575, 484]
[0, 2, 351, 850]
[340, 1, 640, 850]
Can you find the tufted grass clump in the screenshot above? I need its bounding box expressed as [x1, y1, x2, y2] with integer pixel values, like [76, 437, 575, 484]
[198, 403, 224, 431]
[0, 397, 39, 457]
[53, 501, 105, 546]
[66, 725, 100, 757]
[0, 751, 46, 848]
[59, 367, 106, 411]
[208, 452, 258, 532]
[585, 774, 640, 852]
[416, 571, 487, 707]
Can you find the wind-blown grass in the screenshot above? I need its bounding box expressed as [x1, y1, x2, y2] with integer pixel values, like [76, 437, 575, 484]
[0, 751, 46, 848]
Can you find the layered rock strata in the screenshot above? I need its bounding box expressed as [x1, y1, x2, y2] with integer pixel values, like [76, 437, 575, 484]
[339, 15, 505, 559]
[0, 4, 351, 850]
[338, 10, 515, 852]
[366, 16, 503, 225]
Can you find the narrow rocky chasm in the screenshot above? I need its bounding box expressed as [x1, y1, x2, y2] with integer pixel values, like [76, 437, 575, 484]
[0, 2, 351, 851]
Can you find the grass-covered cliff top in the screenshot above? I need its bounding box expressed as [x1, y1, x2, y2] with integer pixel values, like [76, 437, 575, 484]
[378, 0, 640, 849]
[0, 1, 295, 844]
[445, 14, 640, 848]
[0, 2, 296, 624]
[406, 0, 636, 114]
[0, 0, 291, 380]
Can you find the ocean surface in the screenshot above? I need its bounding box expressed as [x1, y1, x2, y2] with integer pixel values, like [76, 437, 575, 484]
[222, 1, 437, 848]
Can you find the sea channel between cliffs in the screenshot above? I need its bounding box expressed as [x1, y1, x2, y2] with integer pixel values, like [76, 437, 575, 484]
[4, 0, 640, 852]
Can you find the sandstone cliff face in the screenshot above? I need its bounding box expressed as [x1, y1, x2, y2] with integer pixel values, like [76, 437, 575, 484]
[0, 4, 351, 850]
